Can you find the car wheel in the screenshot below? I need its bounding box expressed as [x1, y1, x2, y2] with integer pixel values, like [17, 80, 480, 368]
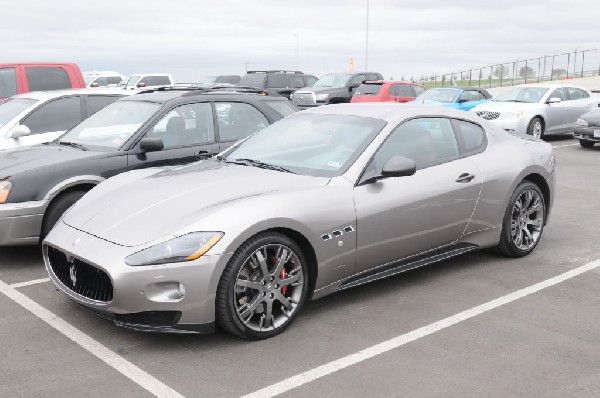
[41, 191, 87, 240]
[216, 232, 308, 339]
[579, 140, 595, 148]
[526, 117, 545, 139]
[496, 181, 546, 258]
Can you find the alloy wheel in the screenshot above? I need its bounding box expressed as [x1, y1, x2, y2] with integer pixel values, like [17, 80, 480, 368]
[532, 120, 543, 138]
[510, 189, 544, 251]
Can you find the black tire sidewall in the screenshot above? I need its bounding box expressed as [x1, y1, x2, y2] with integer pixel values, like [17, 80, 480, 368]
[217, 232, 309, 339]
[579, 140, 594, 148]
[500, 182, 546, 257]
[42, 191, 87, 239]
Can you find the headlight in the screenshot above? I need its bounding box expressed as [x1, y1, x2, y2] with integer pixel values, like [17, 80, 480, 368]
[290, 93, 294, 100]
[576, 118, 589, 127]
[125, 232, 224, 266]
[315, 93, 329, 101]
[500, 111, 526, 119]
[0, 180, 12, 204]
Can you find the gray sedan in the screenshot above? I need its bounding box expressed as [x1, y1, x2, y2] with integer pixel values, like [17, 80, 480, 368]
[43, 104, 555, 339]
[471, 83, 600, 138]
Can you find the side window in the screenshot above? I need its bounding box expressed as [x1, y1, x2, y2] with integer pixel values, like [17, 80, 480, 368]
[266, 74, 288, 88]
[390, 84, 414, 96]
[153, 76, 171, 85]
[370, 118, 459, 172]
[148, 102, 214, 149]
[264, 101, 298, 118]
[0, 67, 17, 97]
[549, 88, 567, 101]
[291, 75, 304, 88]
[350, 74, 366, 86]
[567, 87, 588, 100]
[21, 96, 82, 134]
[413, 85, 426, 96]
[215, 102, 269, 142]
[25, 67, 71, 91]
[305, 76, 317, 87]
[139, 76, 153, 86]
[458, 91, 476, 102]
[86, 95, 121, 116]
[108, 76, 123, 85]
[367, 74, 379, 81]
[453, 119, 487, 156]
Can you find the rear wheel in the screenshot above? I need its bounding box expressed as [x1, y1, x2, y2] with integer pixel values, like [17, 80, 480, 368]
[496, 181, 546, 258]
[216, 232, 308, 339]
[579, 140, 595, 148]
[526, 117, 545, 139]
[41, 191, 87, 240]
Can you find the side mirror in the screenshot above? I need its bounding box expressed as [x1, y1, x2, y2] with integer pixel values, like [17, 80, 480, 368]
[137, 82, 147, 88]
[139, 137, 164, 152]
[90, 82, 99, 88]
[381, 156, 417, 177]
[10, 125, 31, 139]
[457, 98, 469, 104]
[547, 97, 561, 104]
[348, 84, 359, 92]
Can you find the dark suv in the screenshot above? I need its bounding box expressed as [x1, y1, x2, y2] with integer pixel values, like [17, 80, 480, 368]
[291, 71, 384, 108]
[0, 86, 298, 246]
[239, 70, 318, 99]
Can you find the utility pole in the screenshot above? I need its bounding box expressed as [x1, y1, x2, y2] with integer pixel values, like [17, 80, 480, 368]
[293, 34, 299, 70]
[365, 0, 370, 71]
[245, 62, 250, 72]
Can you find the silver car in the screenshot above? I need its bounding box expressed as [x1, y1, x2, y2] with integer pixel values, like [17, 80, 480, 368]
[471, 83, 600, 138]
[43, 104, 555, 339]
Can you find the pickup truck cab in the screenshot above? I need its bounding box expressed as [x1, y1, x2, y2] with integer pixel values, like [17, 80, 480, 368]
[0, 63, 85, 100]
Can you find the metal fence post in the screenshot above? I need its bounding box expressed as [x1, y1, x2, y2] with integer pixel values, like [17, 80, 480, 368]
[469, 68, 472, 86]
[524, 59, 528, 84]
[537, 57, 541, 83]
[567, 53, 570, 79]
[550, 55, 555, 80]
[581, 50, 585, 77]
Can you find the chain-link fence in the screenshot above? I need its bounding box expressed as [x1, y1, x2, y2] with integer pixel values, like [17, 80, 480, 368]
[418, 48, 600, 89]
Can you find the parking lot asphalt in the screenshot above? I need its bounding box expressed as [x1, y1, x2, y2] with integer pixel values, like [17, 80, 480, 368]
[1, 136, 599, 398]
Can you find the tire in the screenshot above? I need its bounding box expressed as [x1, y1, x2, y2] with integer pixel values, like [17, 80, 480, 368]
[41, 191, 87, 240]
[526, 117, 545, 139]
[216, 232, 309, 339]
[496, 181, 546, 258]
[579, 140, 595, 148]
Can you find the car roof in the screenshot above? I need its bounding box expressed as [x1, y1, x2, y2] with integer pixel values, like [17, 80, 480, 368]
[515, 83, 588, 90]
[362, 80, 422, 85]
[119, 89, 288, 104]
[10, 88, 133, 101]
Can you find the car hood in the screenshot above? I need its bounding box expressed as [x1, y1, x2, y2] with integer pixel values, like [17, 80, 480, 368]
[472, 101, 539, 112]
[0, 144, 99, 177]
[409, 99, 453, 106]
[64, 160, 330, 247]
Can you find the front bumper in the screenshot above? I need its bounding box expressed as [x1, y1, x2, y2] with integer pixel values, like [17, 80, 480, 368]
[43, 222, 233, 333]
[574, 126, 600, 142]
[486, 117, 530, 134]
[0, 200, 48, 246]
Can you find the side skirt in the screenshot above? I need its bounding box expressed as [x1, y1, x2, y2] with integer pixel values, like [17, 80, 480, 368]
[336, 243, 479, 292]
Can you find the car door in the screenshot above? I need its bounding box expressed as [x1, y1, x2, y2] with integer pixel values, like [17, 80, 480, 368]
[213, 101, 270, 151]
[127, 102, 220, 170]
[565, 87, 595, 126]
[16, 95, 83, 147]
[545, 87, 569, 133]
[353, 117, 482, 273]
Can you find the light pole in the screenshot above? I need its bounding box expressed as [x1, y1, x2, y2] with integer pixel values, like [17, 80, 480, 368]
[365, 0, 370, 71]
[293, 34, 299, 70]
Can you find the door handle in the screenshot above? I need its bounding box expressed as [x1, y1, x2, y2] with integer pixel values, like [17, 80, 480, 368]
[196, 150, 212, 158]
[456, 173, 475, 183]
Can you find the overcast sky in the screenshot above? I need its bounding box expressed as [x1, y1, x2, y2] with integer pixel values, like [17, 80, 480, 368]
[3, 0, 599, 82]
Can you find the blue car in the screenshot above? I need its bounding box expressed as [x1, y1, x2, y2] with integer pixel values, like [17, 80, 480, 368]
[410, 86, 492, 111]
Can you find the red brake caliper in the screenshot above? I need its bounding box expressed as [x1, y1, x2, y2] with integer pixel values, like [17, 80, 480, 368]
[272, 255, 288, 295]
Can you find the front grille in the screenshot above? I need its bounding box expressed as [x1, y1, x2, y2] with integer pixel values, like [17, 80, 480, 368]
[292, 92, 315, 105]
[476, 111, 500, 120]
[47, 246, 113, 302]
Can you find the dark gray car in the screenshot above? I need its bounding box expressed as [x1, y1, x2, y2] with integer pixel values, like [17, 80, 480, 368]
[292, 71, 384, 108]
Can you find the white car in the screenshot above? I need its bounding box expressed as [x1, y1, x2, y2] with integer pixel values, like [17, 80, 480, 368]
[471, 83, 600, 138]
[0, 88, 129, 150]
[122, 73, 175, 91]
[83, 71, 126, 88]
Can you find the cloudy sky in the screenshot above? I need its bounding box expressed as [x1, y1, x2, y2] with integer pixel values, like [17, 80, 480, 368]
[3, 0, 599, 82]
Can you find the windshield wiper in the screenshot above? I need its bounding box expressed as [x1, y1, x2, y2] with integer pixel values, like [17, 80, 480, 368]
[225, 158, 295, 174]
[56, 141, 88, 151]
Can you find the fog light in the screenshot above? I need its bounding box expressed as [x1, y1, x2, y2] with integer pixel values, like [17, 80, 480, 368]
[144, 282, 186, 302]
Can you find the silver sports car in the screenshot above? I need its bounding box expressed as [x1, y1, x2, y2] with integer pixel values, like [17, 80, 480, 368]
[43, 103, 555, 339]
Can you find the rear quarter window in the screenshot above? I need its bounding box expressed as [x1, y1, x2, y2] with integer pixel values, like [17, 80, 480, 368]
[25, 67, 72, 91]
[453, 119, 487, 156]
[0, 67, 17, 97]
[263, 101, 298, 118]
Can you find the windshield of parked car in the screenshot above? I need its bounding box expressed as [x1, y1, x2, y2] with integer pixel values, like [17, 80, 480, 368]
[355, 83, 382, 95]
[416, 88, 460, 103]
[124, 75, 142, 87]
[58, 100, 159, 150]
[222, 113, 386, 177]
[313, 73, 352, 88]
[84, 76, 96, 85]
[493, 87, 549, 103]
[0, 98, 37, 129]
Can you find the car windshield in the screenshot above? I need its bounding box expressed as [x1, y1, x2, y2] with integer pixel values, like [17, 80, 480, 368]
[313, 73, 352, 88]
[416, 88, 460, 103]
[124, 75, 141, 87]
[58, 100, 159, 150]
[355, 83, 382, 95]
[222, 113, 386, 177]
[84, 76, 96, 85]
[493, 87, 549, 103]
[0, 98, 37, 129]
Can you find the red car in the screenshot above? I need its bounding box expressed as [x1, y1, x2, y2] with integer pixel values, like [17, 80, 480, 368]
[0, 63, 85, 100]
[351, 80, 426, 103]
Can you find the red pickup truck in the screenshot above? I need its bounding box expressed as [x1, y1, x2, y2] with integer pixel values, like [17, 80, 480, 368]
[0, 63, 85, 100]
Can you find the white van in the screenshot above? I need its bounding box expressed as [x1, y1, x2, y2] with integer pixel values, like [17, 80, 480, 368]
[122, 73, 175, 90]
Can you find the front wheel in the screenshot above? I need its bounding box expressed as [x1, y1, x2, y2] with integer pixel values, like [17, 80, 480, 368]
[526, 117, 545, 139]
[496, 181, 546, 258]
[41, 191, 87, 240]
[579, 140, 595, 148]
[216, 232, 308, 339]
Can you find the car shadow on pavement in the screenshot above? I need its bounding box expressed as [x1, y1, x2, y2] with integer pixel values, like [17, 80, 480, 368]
[0, 245, 43, 267]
